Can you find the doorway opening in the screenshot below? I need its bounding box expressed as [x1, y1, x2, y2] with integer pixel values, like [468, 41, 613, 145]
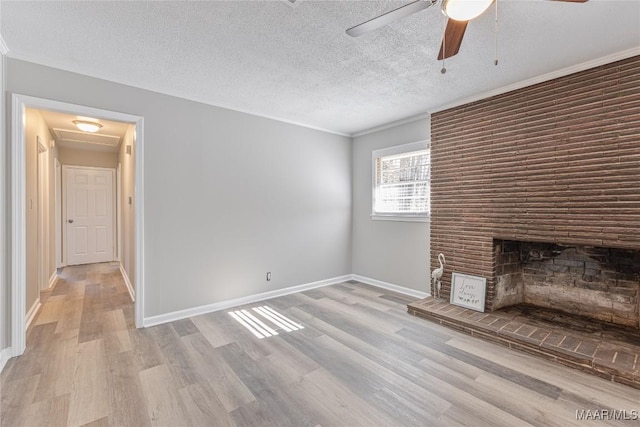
[10, 94, 145, 358]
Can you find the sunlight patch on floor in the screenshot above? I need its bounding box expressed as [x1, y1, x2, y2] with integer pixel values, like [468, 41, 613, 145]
[229, 306, 303, 339]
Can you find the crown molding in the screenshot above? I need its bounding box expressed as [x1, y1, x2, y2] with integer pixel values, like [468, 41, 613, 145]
[431, 47, 640, 115]
[352, 112, 431, 138]
[353, 47, 640, 137]
[6, 47, 639, 139]
[0, 35, 9, 55]
[5, 51, 351, 138]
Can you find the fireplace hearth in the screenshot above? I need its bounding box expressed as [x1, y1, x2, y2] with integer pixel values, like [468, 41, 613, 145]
[407, 297, 640, 388]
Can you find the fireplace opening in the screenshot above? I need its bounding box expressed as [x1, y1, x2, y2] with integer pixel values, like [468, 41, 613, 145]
[494, 240, 640, 329]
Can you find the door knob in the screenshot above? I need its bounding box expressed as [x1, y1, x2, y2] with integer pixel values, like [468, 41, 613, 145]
[68, 219, 74, 223]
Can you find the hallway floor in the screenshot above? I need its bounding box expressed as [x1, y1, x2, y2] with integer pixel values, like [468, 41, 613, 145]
[1, 264, 638, 426]
[1, 262, 136, 426]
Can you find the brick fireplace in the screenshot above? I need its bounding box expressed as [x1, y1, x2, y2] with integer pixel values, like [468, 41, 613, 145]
[429, 55, 640, 318]
[494, 240, 639, 328]
[411, 56, 640, 387]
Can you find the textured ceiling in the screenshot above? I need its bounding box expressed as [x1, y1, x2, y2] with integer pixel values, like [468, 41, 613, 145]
[2, 1, 639, 135]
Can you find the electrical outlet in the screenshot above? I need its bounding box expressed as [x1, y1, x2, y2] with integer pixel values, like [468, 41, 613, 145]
[266, 272, 271, 281]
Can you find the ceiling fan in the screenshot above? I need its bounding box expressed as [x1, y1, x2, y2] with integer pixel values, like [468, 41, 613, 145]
[346, 0, 588, 61]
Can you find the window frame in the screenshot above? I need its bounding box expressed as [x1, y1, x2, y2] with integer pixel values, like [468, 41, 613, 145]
[371, 140, 430, 222]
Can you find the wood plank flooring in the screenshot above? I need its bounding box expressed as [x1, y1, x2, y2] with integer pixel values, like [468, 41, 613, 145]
[2, 264, 638, 426]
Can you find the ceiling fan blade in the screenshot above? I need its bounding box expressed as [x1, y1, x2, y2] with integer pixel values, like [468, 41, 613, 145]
[346, 0, 434, 37]
[437, 19, 468, 60]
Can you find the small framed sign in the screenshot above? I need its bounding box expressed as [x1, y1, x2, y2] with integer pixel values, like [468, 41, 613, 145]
[450, 272, 486, 312]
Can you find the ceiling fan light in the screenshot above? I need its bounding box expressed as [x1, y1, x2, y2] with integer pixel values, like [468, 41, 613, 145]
[73, 120, 103, 133]
[442, 0, 494, 21]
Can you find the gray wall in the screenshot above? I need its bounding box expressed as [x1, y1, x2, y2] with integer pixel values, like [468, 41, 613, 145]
[7, 59, 352, 318]
[351, 117, 431, 293]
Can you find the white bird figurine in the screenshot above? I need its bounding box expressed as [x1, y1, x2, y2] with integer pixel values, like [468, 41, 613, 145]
[431, 253, 446, 299]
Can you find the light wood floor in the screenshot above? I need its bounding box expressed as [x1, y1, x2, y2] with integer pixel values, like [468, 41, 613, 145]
[1, 263, 638, 427]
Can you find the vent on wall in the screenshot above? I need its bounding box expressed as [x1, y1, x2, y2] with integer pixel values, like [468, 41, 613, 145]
[280, 0, 305, 8]
[52, 128, 121, 147]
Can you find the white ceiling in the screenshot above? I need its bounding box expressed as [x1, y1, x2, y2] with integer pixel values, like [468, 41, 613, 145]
[3, 1, 639, 135]
[38, 109, 130, 153]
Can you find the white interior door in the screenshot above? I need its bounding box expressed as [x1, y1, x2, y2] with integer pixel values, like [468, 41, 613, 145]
[64, 166, 115, 266]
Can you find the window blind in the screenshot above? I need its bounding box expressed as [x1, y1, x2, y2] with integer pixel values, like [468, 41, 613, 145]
[374, 149, 430, 215]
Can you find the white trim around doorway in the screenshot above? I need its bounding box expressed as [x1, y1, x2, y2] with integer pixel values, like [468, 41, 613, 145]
[9, 93, 145, 359]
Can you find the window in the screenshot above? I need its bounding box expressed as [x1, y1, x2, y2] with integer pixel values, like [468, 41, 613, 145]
[372, 141, 430, 221]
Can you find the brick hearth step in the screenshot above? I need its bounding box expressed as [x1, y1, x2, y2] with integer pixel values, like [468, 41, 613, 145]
[408, 297, 640, 389]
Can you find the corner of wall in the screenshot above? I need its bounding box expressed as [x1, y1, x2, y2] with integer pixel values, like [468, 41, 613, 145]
[0, 31, 10, 356]
[351, 114, 431, 293]
[348, 133, 355, 277]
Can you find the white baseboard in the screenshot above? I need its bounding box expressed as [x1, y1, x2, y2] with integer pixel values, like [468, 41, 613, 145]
[0, 347, 12, 373]
[47, 271, 58, 289]
[351, 274, 430, 299]
[143, 274, 352, 327]
[119, 263, 135, 302]
[142, 273, 428, 328]
[25, 298, 41, 330]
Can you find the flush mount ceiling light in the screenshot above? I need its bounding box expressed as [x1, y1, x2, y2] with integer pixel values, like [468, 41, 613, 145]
[442, 0, 494, 21]
[73, 120, 103, 133]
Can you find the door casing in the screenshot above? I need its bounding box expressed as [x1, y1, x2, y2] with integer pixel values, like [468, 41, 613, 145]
[10, 93, 145, 358]
[37, 136, 49, 291]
